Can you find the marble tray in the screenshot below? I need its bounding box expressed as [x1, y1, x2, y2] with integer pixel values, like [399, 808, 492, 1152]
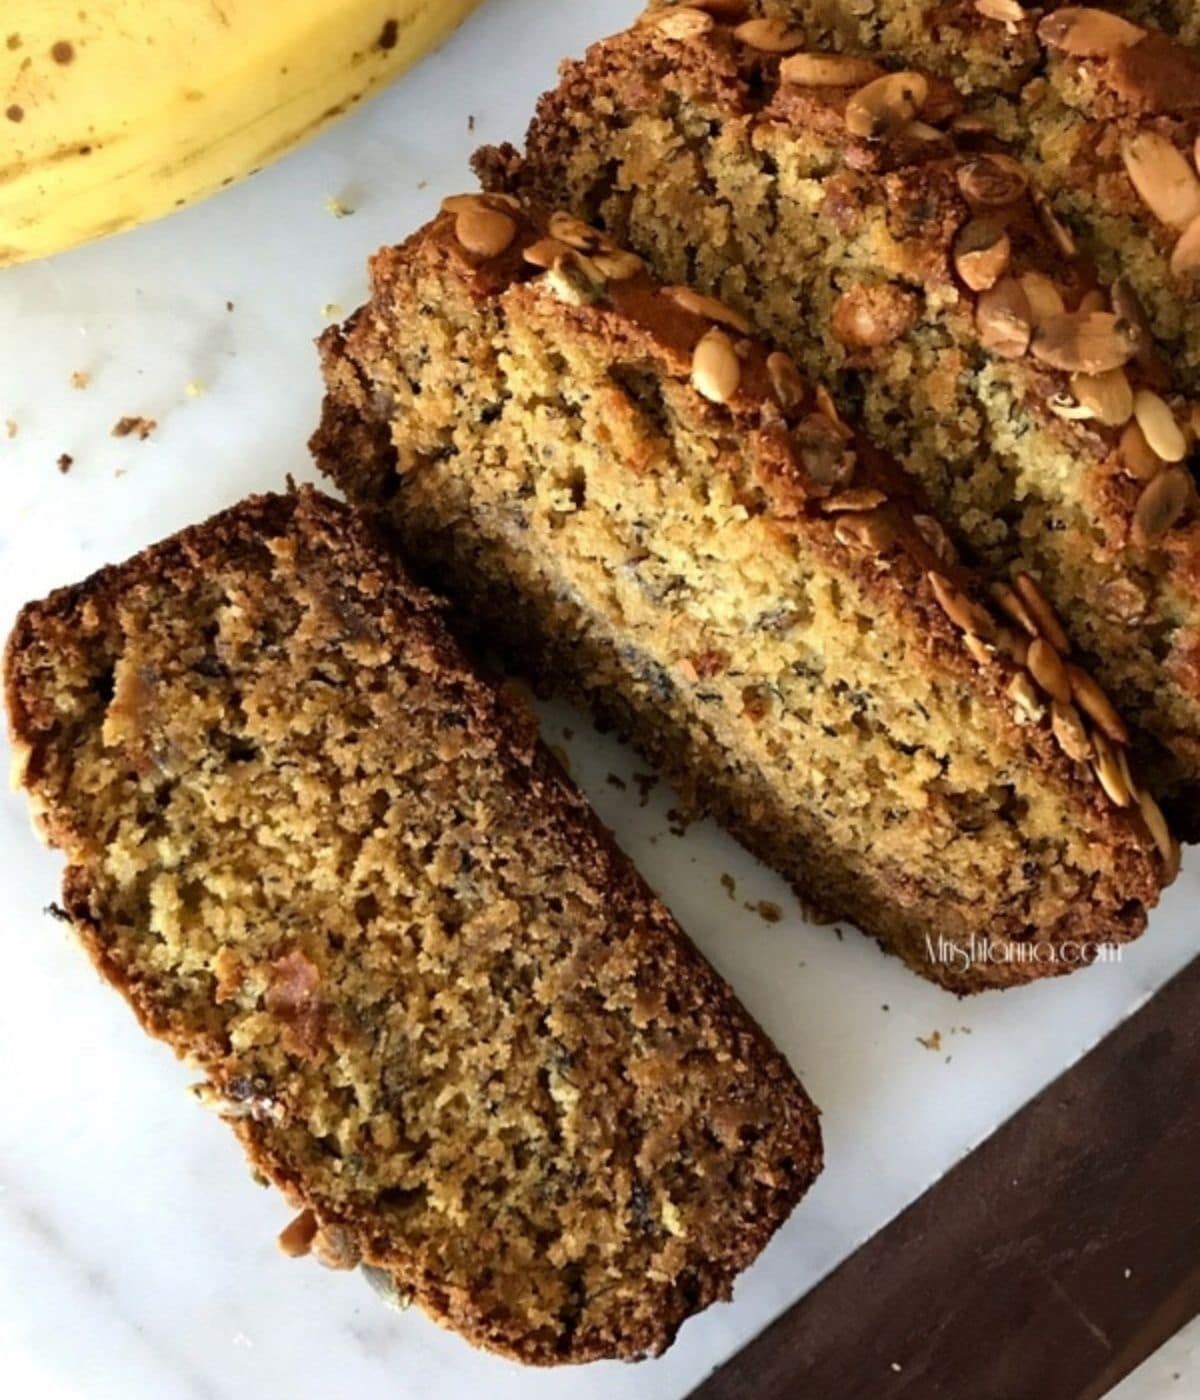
[0, 3, 1195, 1396]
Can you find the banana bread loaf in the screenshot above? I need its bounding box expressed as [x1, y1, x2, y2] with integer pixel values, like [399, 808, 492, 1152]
[313, 197, 1173, 993]
[475, 10, 1200, 825]
[3, 487, 823, 1364]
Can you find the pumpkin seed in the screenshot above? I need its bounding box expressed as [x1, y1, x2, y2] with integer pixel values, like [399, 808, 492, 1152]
[976, 277, 1032, 358]
[964, 633, 995, 666]
[592, 248, 644, 281]
[1134, 389, 1187, 462]
[780, 52, 884, 87]
[523, 237, 571, 269]
[1032, 189, 1077, 258]
[845, 72, 929, 141]
[820, 487, 888, 513]
[975, 0, 1027, 22]
[953, 217, 1011, 292]
[1091, 729, 1132, 807]
[1071, 368, 1134, 426]
[928, 572, 996, 639]
[1121, 131, 1200, 231]
[991, 582, 1039, 637]
[1009, 672, 1045, 723]
[692, 328, 742, 404]
[544, 249, 607, 306]
[1014, 573, 1071, 653]
[454, 203, 518, 258]
[548, 211, 610, 254]
[1132, 465, 1191, 546]
[664, 285, 753, 334]
[1067, 664, 1130, 745]
[1037, 7, 1145, 56]
[648, 8, 715, 40]
[1027, 636, 1073, 703]
[1170, 212, 1200, 276]
[1137, 787, 1176, 868]
[1020, 273, 1067, 327]
[1030, 311, 1137, 374]
[1118, 420, 1163, 481]
[957, 154, 1028, 208]
[1051, 700, 1093, 763]
[766, 351, 806, 412]
[834, 509, 897, 552]
[734, 17, 806, 52]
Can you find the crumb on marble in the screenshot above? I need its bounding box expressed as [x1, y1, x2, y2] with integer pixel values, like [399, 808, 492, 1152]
[185, 380, 206, 398]
[917, 1030, 943, 1053]
[56, 452, 73, 474]
[5, 419, 17, 438]
[720, 872, 736, 900]
[745, 899, 782, 924]
[324, 195, 354, 219]
[321, 302, 343, 319]
[112, 415, 156, 441]
[70, 370, 91, 390]
[633, 772, 658, 806]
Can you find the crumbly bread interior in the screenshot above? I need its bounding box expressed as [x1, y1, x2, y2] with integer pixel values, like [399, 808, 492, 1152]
[315, 235, 1162, 992]
[481, 23, 1200, 811]
[4, 490, 821, 1364]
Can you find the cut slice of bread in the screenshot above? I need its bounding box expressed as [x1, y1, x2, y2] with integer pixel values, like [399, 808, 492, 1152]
[474, 13, 1200, 826]
[3, 488, 822, 1365]
[312, 198, 1174, 992]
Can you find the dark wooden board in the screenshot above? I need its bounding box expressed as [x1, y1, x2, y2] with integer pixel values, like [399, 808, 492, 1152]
[692, 955, 1200, 1400]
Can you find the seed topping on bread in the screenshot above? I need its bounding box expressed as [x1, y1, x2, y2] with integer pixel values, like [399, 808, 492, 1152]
[619, 14, 1200, 547]
[433, 190, 1179, 872]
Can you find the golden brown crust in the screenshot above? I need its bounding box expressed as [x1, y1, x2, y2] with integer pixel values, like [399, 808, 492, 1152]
[472, 13, 1200, 825]
[312, 196, 1172, 992]
[5, 487, 822, 1364]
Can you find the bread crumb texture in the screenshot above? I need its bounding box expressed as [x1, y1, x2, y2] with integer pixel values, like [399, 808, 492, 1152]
[313, 203, 1168, 995]
[480, 10, 1200, 819]
[3, 489, 822, 1365]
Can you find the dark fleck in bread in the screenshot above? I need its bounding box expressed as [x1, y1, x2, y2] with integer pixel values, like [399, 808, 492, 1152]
[3, 487, 822, 1365]
[311, 197, 1173, 993]
[474, 10, 1200, 826]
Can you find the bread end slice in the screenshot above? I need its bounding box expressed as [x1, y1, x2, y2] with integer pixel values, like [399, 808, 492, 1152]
[4, 487, 822, 1364]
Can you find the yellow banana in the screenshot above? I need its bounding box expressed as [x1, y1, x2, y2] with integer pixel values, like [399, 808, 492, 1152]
[0, 0, 483, 266]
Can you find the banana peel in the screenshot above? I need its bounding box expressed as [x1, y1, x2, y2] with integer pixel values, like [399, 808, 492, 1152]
[0, 0, 483, 266]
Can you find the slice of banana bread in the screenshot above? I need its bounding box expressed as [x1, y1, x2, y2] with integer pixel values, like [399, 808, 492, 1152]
[312, 197, 1173, 993]
[475, 12, 1200, 823]
[3, 488, 822, 1365]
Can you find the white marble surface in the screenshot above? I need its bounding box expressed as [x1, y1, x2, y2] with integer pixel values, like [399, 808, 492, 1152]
[0, 2, 1197, 1396]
